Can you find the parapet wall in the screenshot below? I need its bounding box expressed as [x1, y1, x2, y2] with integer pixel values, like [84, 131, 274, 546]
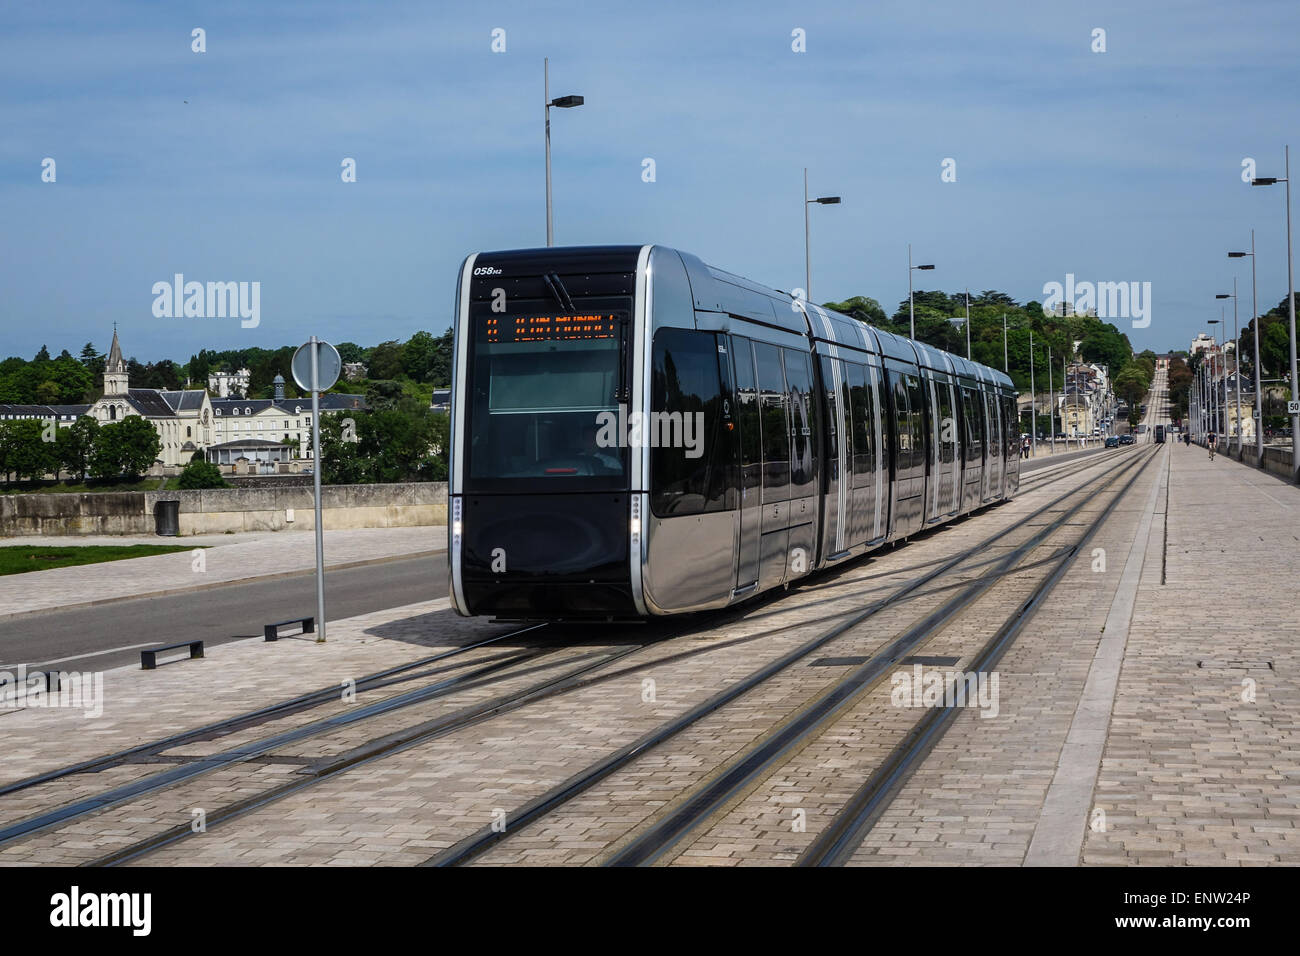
[0, 482, 448, 536]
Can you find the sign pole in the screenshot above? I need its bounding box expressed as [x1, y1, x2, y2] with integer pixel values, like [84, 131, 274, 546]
[311, 336, 326, 642]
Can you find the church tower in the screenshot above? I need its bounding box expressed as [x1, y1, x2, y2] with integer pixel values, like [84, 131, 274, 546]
[104, 327, 129, 395]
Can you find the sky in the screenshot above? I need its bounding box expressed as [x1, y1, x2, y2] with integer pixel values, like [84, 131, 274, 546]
[2, 0, 1299, 364]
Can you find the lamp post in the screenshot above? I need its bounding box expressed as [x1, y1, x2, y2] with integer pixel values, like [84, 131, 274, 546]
[1251, 146, 1297, 481]
[1029, 330, 1036, 456]
[964, 289, 971, 359]
[1229, 232, 1263, 457]
[908, 245, 935, 340]
[1216, 284, 1241, 455]
[803, 170, 841, 304]
[1047, 345, 1055, 454]
[1209, 319, 1225, 438]
[544, 58, 584, 247]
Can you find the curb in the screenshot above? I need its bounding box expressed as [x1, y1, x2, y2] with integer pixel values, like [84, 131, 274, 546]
[0, 548, 447, 623]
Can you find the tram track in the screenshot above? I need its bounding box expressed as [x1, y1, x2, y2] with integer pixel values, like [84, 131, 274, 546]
[599, 446, 1157, 866]
[0, 447, 1144, 866]
[795, 446, 1161, 865]
[423, 447, 1152, 866]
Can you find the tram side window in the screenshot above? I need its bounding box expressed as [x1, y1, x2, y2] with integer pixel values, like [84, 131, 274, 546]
[753, 342, 791, 501]
[649, 328, 732, 517]
[784, 348, 816, 497]
[986, 392, 1001, 459]
[962, 387, 982, 463]
[848, 363, 873, 488]
[938, 382, 956, 465]
[819, 356, 841, 484]
[732, 337, 763, 503]
[907, 374, 926, 473]
[1004, 396, 1017, 458]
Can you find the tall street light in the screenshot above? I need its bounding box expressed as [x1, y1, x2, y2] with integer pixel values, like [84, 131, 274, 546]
[1028, 330, 1036, 456]
[1209, 318, 1224, 438]
[1229, 232, 1262, 457]
[804, 170, 840, 303]
[908, 244, 935, 340]
[1216, 284, 1241, 455]
[1252, 145, 1297, 481]
[544, 57, 584, 247]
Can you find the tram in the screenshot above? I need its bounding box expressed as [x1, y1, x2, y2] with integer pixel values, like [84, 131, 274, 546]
[447, 245, 1019, 619]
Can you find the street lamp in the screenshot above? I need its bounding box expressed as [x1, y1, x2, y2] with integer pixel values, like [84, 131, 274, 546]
[1216, 285, 1241, 455]
[908, 244, 935, 340]
[1252, 145, 1297, 481]
[804, 169, 840, 303]
[544, 57, 584, 247]
[1209, 318, 1224, 438]
[1229, 234, 1263, 457]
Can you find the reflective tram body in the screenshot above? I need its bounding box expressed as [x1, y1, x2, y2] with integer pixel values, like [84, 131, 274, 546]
[448, 245, 1019, 619]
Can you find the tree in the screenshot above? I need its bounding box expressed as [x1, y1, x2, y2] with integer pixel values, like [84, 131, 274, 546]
[367, 340, 405, 381]
[90, 416, 160, 480]
[821, 296, 887, 326]
[1113, 365, 1150, 411]
[177, 458, 229, 489]
[403, 331, 442, 383]
[58, 415, 98, 481]
[0, 419, 56, 482]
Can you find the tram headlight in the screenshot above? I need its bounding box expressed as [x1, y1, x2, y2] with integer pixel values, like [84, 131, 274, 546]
[452, 498, 463, 545]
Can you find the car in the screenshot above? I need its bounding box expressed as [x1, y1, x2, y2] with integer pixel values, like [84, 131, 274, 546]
[1119, 434, 1136, 445]
[1105, 436, 1120, 448]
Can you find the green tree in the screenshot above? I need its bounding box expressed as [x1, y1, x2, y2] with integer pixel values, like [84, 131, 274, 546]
[90, 416, 160, 480]
[58, 415, 98, 481]
[821, 296, 887, 326]
[367, 340, 405, 380]
[0, 419, 56, 482]
[177, 458, 229, 489]
[402, 331, 442, 383]
[1113, 365, 1150, 411]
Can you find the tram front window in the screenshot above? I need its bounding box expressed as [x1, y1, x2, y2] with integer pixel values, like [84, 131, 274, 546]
[466, 316, 627, 487]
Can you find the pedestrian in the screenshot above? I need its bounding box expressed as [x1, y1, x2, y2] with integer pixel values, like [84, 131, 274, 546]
[1183, 431, 1190, 447]
[1207, 431, 1217, 461]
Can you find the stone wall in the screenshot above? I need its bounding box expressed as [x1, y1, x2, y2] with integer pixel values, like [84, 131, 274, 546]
[0, 482, 448, 536]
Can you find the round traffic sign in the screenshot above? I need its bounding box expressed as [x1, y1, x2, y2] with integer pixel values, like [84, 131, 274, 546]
[292, 339, 342, 392]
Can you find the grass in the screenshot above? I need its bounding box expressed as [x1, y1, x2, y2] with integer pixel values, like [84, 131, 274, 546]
[0, 544, 204, 576]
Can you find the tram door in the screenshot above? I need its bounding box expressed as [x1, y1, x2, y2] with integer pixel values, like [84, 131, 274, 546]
[819, 355, 849, 558]
[731, 336, 762, 591]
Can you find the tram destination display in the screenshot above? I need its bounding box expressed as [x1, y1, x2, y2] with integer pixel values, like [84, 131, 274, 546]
[482, 313, 622, 343]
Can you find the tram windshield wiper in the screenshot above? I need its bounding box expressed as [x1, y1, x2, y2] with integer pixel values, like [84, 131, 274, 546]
[542, 272, 577, 313]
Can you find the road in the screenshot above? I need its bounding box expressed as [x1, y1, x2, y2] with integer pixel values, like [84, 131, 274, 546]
[0, 554, 448, 674]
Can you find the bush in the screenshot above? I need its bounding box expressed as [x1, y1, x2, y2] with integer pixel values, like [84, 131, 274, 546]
[177, 459, 229, 489]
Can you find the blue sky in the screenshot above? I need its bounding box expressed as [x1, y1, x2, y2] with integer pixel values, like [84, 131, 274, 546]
[2, 0, 1298, 363]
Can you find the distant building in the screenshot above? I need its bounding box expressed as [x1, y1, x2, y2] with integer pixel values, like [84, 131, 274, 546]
[207, 372, 366, 469]
[343, 362, 368, 381]
[1190, 333, 1216, 356]
[86, 329, 213, 468]
[209, 367, 251, 397]
[430, 388, 451, 414]
[3, 329, 365, 477]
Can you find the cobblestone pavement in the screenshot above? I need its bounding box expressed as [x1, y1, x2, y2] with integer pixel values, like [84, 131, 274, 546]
[0, 526, 446, 619]
[2, 440, 1294, 867]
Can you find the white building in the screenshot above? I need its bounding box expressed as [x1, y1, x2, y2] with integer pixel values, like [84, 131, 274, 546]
[208, 367, 251, 398]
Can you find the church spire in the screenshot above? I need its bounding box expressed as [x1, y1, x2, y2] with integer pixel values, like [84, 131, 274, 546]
[104, 325, 129, 395]
[106, 325, 125, 373]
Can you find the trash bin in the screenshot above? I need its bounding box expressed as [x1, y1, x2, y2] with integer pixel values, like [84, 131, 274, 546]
[154, 499, 180, 536]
